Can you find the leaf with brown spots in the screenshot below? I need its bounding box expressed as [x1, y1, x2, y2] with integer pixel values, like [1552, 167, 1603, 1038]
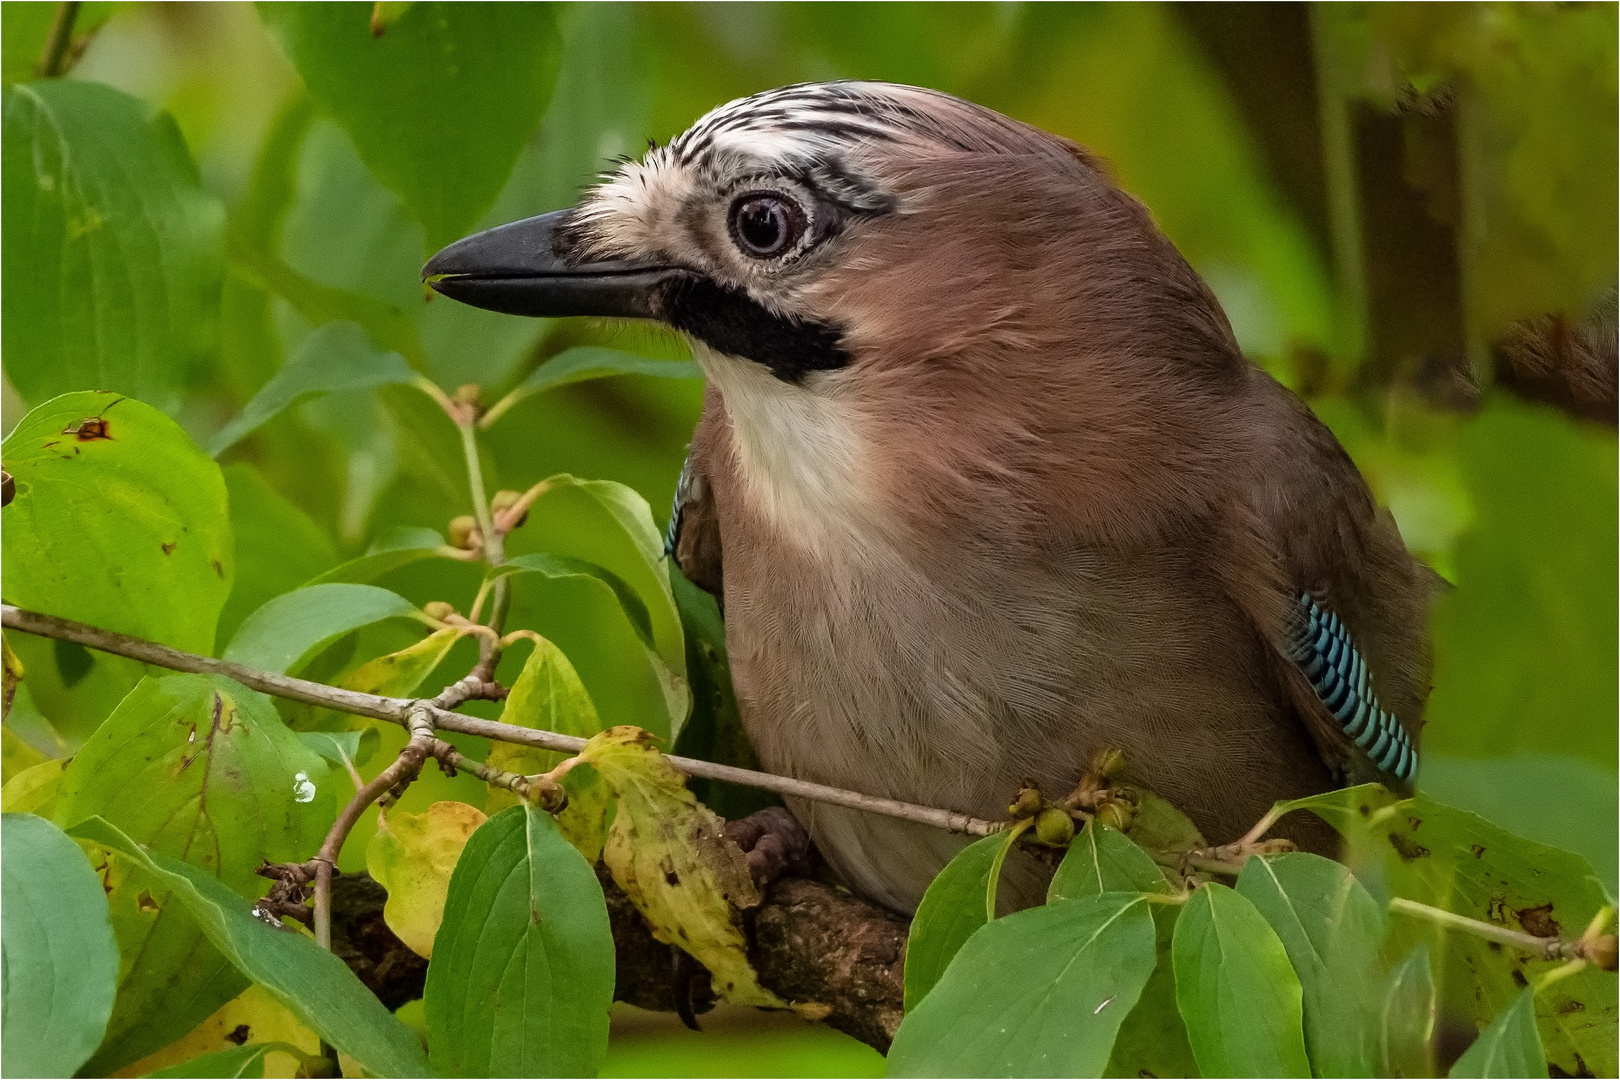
[3, 392, 233, 655]
[55, 674, 333, 1074]
[579, 726, 785, 1008]
[1281, 789, 1615, 1076]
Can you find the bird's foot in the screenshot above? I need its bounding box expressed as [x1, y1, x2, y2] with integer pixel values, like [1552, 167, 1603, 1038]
[723, 806, 814, 892]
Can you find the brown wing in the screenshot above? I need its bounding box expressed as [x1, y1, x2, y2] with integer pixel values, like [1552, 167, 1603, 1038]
[1229, 371, 1442, 792]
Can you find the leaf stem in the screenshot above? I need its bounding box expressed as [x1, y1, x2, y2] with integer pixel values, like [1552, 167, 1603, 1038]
[492, 478, 551, 535]
[37, 1, 80, 78]
[456, 418, 511, 653]
[1388, 896, 1601, 963]
[476, 385, 524, 430]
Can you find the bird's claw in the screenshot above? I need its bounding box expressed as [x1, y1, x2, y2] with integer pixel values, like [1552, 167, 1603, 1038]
[723, 806, 814, 892]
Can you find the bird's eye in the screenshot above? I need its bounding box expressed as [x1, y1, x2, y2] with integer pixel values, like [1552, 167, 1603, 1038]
[728, 192, 806, 259]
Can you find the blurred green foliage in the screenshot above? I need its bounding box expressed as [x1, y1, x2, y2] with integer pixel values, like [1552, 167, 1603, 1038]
[1, 2, 1614, 1074]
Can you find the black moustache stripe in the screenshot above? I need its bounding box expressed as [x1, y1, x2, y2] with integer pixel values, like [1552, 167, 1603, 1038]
[657, 275, 850, 384]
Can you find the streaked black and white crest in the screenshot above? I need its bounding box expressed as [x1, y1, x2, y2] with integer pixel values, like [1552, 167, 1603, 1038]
[558, 81, 1078, 383]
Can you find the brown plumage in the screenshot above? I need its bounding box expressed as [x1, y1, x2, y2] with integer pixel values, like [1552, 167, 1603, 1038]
[426, 82, 1439, 914]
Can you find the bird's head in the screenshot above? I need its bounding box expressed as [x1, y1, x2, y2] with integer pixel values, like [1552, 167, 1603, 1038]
[427, 80, 1232, 380]
[426, 82, 1244, 550]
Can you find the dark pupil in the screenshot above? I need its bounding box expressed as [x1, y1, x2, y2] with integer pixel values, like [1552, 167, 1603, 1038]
[738, 198, 787, 254]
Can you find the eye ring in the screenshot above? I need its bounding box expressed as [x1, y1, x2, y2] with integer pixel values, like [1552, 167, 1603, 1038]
[727, 191, 807, 259]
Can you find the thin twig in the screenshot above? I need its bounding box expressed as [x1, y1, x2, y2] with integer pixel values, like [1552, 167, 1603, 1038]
[455, 418, 512, 649]
[308, 706, 439, 947]
[36, 1, 80, 78]
[2, 605, 1006, 837]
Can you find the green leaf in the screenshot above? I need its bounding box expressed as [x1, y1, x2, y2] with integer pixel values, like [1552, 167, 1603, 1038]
[2, 391, 233, 656]
[1296, 791, 1616, 1076]
[1172, 882, 1312, 1078]
[58, 674, 335, 1074]
[306, 525, 450, 586]
[1237, 852, 1386, 1077]
[493, 553, 655, 648]
[1450, 987, 1549, 1078]
[887, 893, 1158, 1077]
[482, 348, 702, 428]
[1382, 946, 1437, 1078]
[1043, 823, 1194, 1079]
[509, 475, 688, 731]
[1104, 902, 1199, 1080]
[903, 829, 1023, 1012]
[222, 583, 420, 673]
[209, 321, 419, 456]
[145, 1042, 292, 1079]
[297, 727, 380, 771]
[259, 2, 563, 251]
[484, 633, 603, 813]
[273, 113, 541, 391]
[69, 816, 432, 1079]
[424, 804, 614, 1078]
[667, 565, 776, 821]
[217, 463, 338, 647]
[1049, 819, 1172, 903]
[1, 812, 119, 1078]
[1126, 788, 1208, 857]
[2, 79, 224, 412]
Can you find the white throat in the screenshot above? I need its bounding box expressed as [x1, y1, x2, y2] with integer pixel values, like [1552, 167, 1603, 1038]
[691, 342, 877, 560]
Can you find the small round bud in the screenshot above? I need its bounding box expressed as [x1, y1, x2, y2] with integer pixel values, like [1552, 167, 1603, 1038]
[491, 489, 528, 528]
[422, 601, 456, 622]
[1008, 786, 1042, 819]
[1035, 808, 1076, 847]
[452, 384, 482, 407]
[448, 515, 481, 550]
[1096, 801, 1133, 833]
[1586, 934, 1617, 972]
[1090, 747, 1126, 781]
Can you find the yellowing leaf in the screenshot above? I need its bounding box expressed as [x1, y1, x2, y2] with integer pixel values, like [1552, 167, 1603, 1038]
[112, 985, 320, 1080]
[554, 763, 612, 864]
[345, 626, 465, 697]
[367, 800, 487, 959]
[0, 756, 69, 815]
[306, 626, 467, 733]
[485, 632, 602, 814]
[579, 726, 782, 1007]
[1, 724, 48, 783]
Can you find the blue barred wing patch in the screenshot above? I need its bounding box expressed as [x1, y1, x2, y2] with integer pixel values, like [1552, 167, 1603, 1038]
[664, 452, 695, 557]
[1285, 593, 1417, 782]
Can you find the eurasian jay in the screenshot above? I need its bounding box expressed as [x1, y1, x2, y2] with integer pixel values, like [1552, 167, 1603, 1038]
[425, 82, 1436, 914]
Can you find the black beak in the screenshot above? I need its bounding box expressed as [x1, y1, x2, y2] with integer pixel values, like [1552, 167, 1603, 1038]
[421, 209, 686, 320]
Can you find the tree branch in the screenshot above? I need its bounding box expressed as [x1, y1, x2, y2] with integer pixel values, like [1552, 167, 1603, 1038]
[1, 604, 1005, 837]
[326, 868, 907, 1053]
